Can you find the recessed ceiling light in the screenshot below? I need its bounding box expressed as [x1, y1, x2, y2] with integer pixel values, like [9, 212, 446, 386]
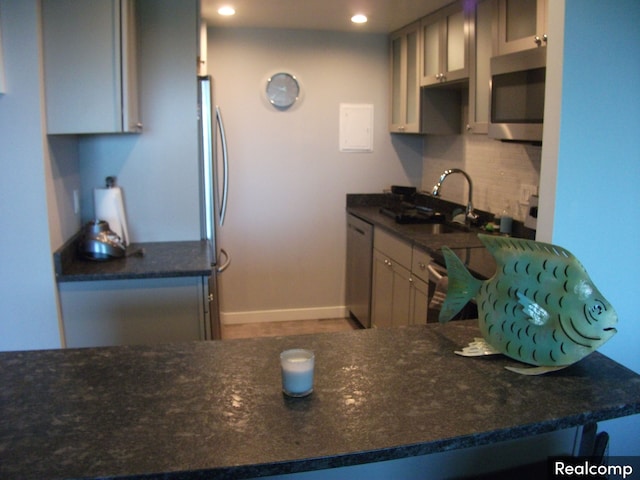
[218, 6, 236, 16]
[351, 14, 368, 24]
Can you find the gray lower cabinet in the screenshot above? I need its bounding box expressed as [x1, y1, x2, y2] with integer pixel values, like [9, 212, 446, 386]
[371, 250, 412, 328]
[370, 228, 432, 328]
[59, 277, 206, 348]
[371, 229, 429, 328]
[410, 246, 433, 325]
[409, 275, 429, 325]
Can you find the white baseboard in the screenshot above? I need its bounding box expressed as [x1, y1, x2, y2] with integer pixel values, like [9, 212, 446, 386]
[221, 306, 349, 325]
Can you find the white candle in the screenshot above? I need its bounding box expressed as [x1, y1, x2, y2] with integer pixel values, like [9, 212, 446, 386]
[280, 349, 315, 397]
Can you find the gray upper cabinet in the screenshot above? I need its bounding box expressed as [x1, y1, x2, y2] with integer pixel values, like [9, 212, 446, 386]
[42, 0, 141, 134]
[496, 0, 547, 55]
[420, 1, 469, 87]
[389, 22, 421, 133]
[467, 0, 496, 134]
[389, 0, 545, 137]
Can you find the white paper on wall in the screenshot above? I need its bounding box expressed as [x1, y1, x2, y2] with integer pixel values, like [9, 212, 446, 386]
[339, 103, 373, 153]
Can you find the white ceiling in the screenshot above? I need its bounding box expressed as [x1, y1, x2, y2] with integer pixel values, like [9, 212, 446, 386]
[201, 0, 453, 34]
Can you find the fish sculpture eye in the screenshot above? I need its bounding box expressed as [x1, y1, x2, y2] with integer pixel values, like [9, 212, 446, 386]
[589, 300, 605, 317]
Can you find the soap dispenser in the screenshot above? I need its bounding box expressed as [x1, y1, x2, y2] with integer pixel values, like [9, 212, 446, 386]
[499, 202, 513, 235]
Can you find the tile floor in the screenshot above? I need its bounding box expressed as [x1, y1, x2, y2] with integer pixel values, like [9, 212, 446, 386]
[221, 317, 361, 340]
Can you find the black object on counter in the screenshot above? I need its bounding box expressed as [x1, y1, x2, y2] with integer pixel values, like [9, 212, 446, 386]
[78, 219, 126, 261]
[390, 185, 417, 197]
[380, 206, 446, 224]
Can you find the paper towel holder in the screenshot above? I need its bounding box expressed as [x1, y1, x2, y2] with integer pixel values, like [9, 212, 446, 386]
[94, 175, 130, 247]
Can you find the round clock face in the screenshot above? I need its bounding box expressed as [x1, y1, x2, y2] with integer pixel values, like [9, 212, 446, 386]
[266, 73, 300, 109]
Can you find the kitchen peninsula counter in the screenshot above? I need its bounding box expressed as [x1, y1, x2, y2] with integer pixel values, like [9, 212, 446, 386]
[2, 321, 640, 479]
[53, 237, 212, 282]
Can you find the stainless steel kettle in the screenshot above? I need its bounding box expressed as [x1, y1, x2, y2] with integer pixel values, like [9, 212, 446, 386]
[79, 220, 126, 260]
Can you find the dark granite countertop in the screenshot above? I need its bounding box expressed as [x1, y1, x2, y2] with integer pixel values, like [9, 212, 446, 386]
[346, 204, 497, 278]
[347, 204, 484, 248]
[53, 236, 212, 282]
[2, 321, 639, 480]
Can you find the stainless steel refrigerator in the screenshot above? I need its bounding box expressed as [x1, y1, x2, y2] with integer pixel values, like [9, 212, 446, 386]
[198, 75, 230, 340]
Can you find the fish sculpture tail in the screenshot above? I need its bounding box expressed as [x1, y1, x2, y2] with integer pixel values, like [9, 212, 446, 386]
[439, 247, 483, 323]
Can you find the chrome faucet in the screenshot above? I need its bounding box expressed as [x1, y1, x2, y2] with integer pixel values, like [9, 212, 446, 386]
[431, 168, 479, 224]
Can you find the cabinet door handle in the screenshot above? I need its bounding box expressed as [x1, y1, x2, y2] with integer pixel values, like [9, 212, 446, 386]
[535, 35, 548, 46]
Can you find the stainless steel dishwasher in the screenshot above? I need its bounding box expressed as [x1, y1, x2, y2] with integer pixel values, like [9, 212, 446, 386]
[346, 214, 373, 328]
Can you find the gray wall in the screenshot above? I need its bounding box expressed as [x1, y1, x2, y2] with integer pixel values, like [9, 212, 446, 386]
[207, 27, 423, 323]
[0, 0, 63, 350]
[78, 0, 200, 242]
[0, 0, 199, 351]
[540, 0, 640, 456]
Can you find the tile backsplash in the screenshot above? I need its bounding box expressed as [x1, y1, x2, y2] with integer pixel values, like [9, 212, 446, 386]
[421, 134, 541, 221]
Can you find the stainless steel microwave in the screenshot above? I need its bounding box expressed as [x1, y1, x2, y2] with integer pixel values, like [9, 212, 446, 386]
[489, 47, 546, 142]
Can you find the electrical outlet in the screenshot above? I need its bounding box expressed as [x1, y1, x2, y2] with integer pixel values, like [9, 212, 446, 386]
[519, 184, 538, 205]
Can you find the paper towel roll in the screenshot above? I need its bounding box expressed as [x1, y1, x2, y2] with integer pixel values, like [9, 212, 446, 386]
[94, 186, 130, 246]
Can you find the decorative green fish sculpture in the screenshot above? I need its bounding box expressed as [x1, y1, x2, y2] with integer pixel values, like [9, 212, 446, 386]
[440, 234, 617, 375]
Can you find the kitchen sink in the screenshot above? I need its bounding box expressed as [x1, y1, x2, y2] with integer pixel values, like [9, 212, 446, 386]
[379, 205, 474, 234]
[421, 222, 469, 234]
[379, 206, 446, 224]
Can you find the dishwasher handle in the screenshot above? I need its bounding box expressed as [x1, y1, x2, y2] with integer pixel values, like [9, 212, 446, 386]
[349, 224, 367, 236]
[347, 215, 373, 238]
[427, 263, 446, 282]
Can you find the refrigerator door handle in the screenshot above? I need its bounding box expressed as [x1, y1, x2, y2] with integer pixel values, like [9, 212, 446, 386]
[217, 248, 231, 273]
[216, 106, 229, 227]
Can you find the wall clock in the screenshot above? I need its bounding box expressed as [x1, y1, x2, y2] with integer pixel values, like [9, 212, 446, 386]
[266, 72, 300, 109]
